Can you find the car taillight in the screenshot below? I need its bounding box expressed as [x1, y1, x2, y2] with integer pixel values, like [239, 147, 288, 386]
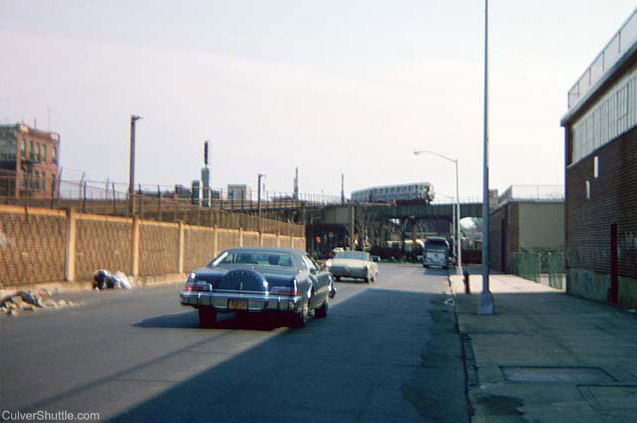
[271, 287, 300, 296]
[184, 282, 211, 292]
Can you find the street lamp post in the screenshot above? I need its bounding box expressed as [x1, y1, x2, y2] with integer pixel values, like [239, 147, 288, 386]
[128, 114, 142, 215]
[413, 150, 462, 271]
[479, 0, 495, 315]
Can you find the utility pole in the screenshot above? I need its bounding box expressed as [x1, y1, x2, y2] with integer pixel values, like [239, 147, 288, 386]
[455, 159, 462, 271]
[479, 0, 494, 315]
[294, 167, 299, 200]
[341, 173, 345, 204]
[257, 173, 265, 222]
[128, 115, 142, 215]
[202, 141, 211, 207]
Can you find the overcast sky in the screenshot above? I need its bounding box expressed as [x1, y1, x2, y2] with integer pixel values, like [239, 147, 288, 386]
[2, 1, 636, 200]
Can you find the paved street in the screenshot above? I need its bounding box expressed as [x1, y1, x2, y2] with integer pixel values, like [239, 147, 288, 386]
[1, 264, 468, 422]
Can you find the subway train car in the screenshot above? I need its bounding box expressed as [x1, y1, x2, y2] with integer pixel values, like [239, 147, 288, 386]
[351, 182, 435, 204]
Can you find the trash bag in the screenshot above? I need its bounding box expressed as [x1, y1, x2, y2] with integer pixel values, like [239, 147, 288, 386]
[93, 270, 133, 290]
[114, 271, 132, 289]
[93, 270, 109, 290]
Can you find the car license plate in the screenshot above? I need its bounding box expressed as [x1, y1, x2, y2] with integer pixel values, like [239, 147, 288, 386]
[228, 299, 248, 310]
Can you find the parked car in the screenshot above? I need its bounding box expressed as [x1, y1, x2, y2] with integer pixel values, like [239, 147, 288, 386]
[423, 237, 451, 269]
[329, 247, 345, 258]
[180, 247, 334, 328]
[328, 250, 378, 283]
[371, 255, 381, 263]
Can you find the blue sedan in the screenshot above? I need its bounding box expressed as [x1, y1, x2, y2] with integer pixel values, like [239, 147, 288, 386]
[180, 247, 334, 328]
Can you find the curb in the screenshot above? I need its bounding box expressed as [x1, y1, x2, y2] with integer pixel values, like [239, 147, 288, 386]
[0, 273, 187, 298]
[448, 273, 477, 421]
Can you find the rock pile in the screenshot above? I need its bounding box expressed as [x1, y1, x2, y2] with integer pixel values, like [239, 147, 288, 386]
[1, 289, 77, 317]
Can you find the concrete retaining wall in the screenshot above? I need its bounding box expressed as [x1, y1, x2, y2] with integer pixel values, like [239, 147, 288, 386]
[0, 205, 306, 287]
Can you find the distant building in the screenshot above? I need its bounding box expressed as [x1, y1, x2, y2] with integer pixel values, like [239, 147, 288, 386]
[227, 184, 251, 202]
[0, 124, 60, 198]
[560, 9, 637, 307]
[489, 186, 564, 274]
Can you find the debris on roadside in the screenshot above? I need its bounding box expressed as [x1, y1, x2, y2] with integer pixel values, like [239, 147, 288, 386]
[93, 270, 134, 290]
[1, 289, 78, 317]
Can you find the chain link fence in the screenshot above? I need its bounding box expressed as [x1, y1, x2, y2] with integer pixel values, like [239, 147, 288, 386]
[0, 209, 67, 285]
[514, 250, 564, 289]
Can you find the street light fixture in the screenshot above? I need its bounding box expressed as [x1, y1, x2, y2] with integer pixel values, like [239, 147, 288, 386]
[413, 150, 462, 271]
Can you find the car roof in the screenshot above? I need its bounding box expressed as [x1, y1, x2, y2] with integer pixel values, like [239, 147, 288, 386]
[224, 247, 305, 256]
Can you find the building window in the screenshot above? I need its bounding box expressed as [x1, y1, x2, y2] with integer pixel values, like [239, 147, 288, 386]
[34, 171, 40, 191]
[51, 174, 56, 195]
[52, 147, 57, 164]
[585, 180, 591, 200]
[42, 172, 46, 192]
[594, 156, 599, 178]
[570, 66, 637, 165]
[42, 145, 47, 163]
[21, 139, 27, 160]
[20, 164, 27, 189]
[36, 144, 42, 163]
[29, 141, 35, 161]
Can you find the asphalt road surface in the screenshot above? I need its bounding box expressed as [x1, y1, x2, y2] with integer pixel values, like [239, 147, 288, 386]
[1, 264, 469, 422]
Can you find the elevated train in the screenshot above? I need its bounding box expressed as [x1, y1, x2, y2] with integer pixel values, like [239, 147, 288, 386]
[351, 182, 435, 204]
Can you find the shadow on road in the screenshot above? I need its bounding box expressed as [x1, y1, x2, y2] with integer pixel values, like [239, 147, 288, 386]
[107, 288, 467, 422]
[14, 286, 467, 422]
[134, 310, 291, 332]
[422, 267, 450, 277]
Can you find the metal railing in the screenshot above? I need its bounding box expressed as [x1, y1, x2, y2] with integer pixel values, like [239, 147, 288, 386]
[0, 175, 308, 236]
[498, 185, 564, 204]
[568, 8, 637, 110]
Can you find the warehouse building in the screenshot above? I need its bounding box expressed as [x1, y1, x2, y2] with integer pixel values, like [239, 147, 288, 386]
[561, 9, 637, 307]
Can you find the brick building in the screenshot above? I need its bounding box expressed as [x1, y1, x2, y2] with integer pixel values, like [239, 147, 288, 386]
[561, 9, 637, 307]
[0, 124, 60, 199]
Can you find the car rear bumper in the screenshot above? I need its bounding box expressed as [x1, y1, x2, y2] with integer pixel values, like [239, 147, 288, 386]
[180, 291, 302, 312]
[424, 259, 448, 267]
[329, 267, 369, 279]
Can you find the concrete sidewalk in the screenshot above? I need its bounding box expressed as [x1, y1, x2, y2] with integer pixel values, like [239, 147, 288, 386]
[450, 273, 637, 423]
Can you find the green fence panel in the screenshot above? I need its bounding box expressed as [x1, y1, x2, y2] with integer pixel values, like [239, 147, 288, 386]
[514, 252, 541, 283]
[547, 252, 564, 289]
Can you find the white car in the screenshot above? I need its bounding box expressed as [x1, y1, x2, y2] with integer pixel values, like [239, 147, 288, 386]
[328, 251, 378, 283]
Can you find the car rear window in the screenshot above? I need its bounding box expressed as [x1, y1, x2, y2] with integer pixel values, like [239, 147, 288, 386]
[426, 241, 448, 251]
[335, 251, 370, 261]
[209, 251, 294, 268]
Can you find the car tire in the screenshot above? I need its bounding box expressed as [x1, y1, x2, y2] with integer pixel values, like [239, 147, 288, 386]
[364, 277, 370, 283]
[329, 283, 336, 298]
[315, 298, 329, 318]
[291, 301, 309, 328]
[198, 306, 217, 328]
